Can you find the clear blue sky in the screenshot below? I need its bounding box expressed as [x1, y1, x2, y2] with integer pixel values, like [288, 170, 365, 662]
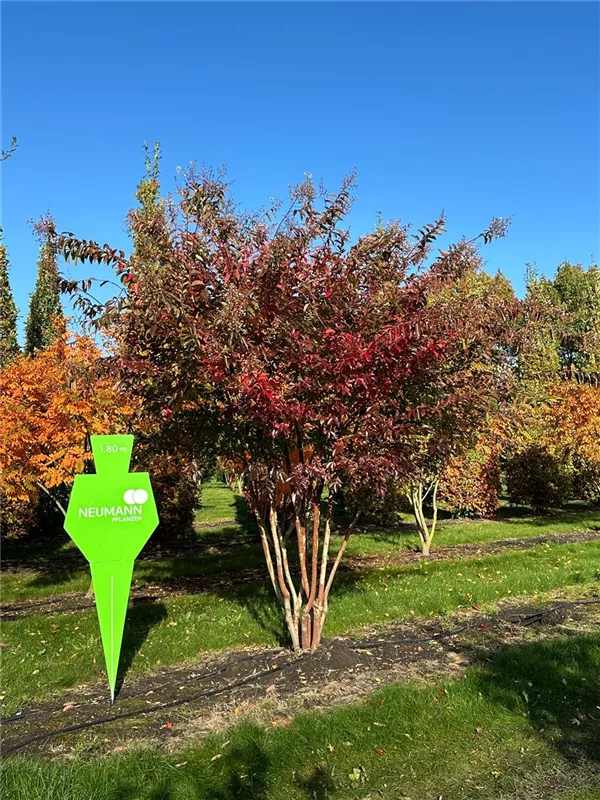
[2, 2, 599, 340]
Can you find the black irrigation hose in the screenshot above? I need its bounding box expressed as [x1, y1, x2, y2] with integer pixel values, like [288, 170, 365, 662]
[3, 598, 599, 755]
[2, 590, 187, 621]
[2, 649, 286, 724]
[348, 598, 600, 650]
[349, 622, 479, 650]
[2, 655, 308, 755]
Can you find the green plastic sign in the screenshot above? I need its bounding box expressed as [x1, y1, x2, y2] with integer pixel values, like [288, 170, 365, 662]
[64, 435, 159, 700]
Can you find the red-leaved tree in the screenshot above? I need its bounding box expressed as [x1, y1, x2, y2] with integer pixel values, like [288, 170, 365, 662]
[55, 170, 513, 650]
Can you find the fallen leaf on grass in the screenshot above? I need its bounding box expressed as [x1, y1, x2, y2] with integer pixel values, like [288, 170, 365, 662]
[211, 753, 222, 762]
[175, 762, 187, 768]
[475, 727, 484, 734]
[62, 702, 76, 712]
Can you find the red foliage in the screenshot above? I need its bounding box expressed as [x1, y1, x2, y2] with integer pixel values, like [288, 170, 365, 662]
[58, 170, 515, 649]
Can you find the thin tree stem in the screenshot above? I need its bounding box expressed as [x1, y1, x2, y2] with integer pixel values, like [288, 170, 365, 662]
[35, 482, 67, 517]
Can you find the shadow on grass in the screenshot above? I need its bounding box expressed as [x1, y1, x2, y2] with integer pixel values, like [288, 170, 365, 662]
[1, 535, 85, 575]
[295, 763, 337, 800]
[113, 735, 336, 800]
[233, 492, 253, 527]
[496, 511, 600, 530]
[115, 602, 169, 699]
[471, 633, 600, 766]
[203, 738, 271, 800]
[19, 562, 88, 595]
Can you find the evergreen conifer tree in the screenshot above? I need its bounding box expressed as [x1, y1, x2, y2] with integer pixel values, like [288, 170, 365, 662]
[0, 230, 20, 367]
[25, 215, 63, 355]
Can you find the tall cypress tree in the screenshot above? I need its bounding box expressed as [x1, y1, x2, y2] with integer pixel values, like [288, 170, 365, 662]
[0, 229, 20, 367]
[129, 141, 167, 267]
[25, 214, 63, 355]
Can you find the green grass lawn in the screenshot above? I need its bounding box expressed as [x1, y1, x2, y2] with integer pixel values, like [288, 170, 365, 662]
[194, 480, 249, 525]
[3, 632, 599, 800]
[2, 483, 598, 604]
[3, 539, 599, 713]
[2, 484, 599, 797]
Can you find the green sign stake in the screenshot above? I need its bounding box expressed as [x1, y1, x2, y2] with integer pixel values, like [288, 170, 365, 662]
[64, 435, 159, 701]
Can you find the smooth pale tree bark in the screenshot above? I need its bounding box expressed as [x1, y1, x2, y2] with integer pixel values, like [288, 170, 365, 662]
[255, 489, 359, 652]
[407, 478, 440, 556]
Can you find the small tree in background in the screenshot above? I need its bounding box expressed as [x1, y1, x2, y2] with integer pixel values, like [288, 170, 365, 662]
[402, 267, 517, 551]
[541, 379, 600, 505]
[25, 214, 63, 355]
[0, 231, 20, 368]
[126, 143, 205, 534]
[526, 261, 600, 373]
[505, 446, 573, 511]
[505, 262, 600, 510]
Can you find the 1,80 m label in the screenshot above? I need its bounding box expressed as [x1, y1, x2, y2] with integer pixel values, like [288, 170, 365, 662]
[98, 444, 129, 454]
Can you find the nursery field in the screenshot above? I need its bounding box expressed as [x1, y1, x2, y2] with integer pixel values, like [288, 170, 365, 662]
[3, 2, 599, 798]
[2, 483, 600, 800]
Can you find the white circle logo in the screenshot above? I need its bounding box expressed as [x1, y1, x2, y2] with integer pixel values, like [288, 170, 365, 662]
[123, 489, 149, 505]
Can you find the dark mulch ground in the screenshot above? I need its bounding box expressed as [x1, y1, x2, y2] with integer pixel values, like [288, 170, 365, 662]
[3, 594, 598, 759]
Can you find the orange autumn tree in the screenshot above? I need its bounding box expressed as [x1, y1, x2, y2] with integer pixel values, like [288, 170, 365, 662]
[543, 380, 600, 464]
[542, 378, 600, 502]
[439, 406, 517, 518]
[439, 431, 503, 518]
[1, 328, 134, 535]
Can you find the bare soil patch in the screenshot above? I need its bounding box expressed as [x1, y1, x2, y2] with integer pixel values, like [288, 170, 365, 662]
[3, 593, 598, 759]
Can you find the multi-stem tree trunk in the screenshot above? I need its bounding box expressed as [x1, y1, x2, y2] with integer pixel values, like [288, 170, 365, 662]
[253, 490, 359, 652]
[407, 479, 439, 556]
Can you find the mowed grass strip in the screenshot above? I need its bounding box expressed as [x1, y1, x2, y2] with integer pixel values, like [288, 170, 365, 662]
[194, 481, 249, 525]
[344, 503, 600, 556]
[3, 632, 599, 800]
[2, 493, 598, 603]
[0, 538, 265, 604]
[2, 539, 599, 713]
